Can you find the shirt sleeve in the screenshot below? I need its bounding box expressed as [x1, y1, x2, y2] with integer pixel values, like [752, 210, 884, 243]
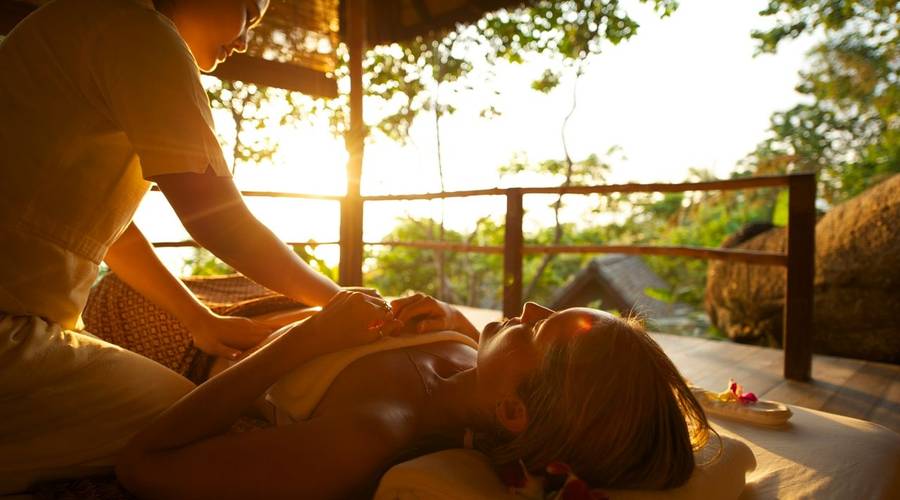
[92, 7, 230, 179]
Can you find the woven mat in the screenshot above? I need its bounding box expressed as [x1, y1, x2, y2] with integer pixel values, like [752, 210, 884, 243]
[31, 274, 300, 498]
[82, 273, 306, 384]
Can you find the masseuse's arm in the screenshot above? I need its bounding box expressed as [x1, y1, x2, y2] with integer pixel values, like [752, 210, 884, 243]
[104, 222, 272, 358]
[153, 169, 341, 307]
[117, 291, 402, 499]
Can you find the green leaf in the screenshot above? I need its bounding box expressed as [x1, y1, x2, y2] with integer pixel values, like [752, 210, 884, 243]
[772, 190, 789, 227]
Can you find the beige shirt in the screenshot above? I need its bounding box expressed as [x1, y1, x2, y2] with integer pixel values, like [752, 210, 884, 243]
[0, 0, 230, 328]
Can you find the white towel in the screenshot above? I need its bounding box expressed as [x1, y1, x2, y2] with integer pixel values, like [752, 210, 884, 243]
[266, 331, 478, 424]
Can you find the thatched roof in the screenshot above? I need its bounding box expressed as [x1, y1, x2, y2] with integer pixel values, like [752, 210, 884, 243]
[345, 0, 528, 47]
[2, 0, 529, 96]
[550, 254, 691, 320]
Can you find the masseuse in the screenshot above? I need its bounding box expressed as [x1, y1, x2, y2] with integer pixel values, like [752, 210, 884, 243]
[0, 0, 385, 493]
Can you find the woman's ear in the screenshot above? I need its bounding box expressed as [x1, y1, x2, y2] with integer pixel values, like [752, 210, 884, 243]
[495, 397, 528, 434]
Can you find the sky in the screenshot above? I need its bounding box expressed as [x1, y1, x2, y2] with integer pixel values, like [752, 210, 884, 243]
[135, 0, 817, 273]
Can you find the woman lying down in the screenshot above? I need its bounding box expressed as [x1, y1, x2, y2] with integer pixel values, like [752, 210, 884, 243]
[116, 291, 711, 499]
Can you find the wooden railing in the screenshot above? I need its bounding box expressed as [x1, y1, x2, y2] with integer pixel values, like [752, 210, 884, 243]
[152, 173, 816, 381]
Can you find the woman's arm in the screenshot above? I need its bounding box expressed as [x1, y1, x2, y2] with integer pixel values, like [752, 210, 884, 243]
[119, 406, 406, 499]
[152, 169, 341, 307]
[104, 222, 272, 358]
[117, 291, 401, 498]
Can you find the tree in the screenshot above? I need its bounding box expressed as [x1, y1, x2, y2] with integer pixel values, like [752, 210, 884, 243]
[366, 216, 505, 307]
[190, 1, 687, 306]
[183, 244, 337, 282]
[499, 150, 615, 299]
[746, 0, 899, 204]
[205, 79, 313, 173]
[358, 0, 679, 297]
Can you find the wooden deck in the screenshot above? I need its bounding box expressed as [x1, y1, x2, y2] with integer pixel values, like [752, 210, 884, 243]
[457, 305, 900, 435]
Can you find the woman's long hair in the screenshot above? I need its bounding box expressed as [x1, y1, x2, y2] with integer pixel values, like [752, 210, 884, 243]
[475, 315, 712, 490]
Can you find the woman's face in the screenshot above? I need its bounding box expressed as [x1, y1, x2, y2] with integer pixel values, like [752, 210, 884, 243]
[476, 303, 612, 398]
[170, 0, 269, 72]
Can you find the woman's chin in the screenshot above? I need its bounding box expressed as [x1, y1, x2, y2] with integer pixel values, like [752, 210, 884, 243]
[197, 54, 222, 73]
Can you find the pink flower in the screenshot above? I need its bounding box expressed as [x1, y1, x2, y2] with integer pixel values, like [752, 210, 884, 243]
[738, 392, 758, 404]
[728, 379, 758, 405]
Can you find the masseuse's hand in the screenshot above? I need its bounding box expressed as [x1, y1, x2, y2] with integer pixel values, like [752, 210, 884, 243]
[188, 313, 274, 360]
[305, 290, 402, 354]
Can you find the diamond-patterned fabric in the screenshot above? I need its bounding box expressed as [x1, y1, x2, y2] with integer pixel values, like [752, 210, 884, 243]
[81, 273, 306, 384]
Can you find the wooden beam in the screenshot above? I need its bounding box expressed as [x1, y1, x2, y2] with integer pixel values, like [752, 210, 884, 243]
[521, 175, 791, 195]
[784, 172, 816, 381]
[369, 0, 525, 46]
[503, 189, 524, 318]
[524, 245, 787, 266]
[211, 54, 337, 98]
[366, 241, 787, 266]
[338, 0, 367, 286]
[367, 241, 504, 254]
[360, 174, 795, 201]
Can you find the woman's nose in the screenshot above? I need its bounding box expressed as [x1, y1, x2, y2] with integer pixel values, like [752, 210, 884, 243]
[521, 302, 553, 323]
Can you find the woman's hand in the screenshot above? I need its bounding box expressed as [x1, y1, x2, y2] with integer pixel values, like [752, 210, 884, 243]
[188, 313, 275, 360]
[390, 293, 461, 334]
[302, 290, 402, 355]
[390, 293, 481, 341]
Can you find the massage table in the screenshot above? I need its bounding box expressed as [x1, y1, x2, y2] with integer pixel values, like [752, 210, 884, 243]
[375, 405, 900, 499]
[60, 277, 899, 499]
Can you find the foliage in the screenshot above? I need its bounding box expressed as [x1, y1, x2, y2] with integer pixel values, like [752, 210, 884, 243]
[366, 217, 505, 307]
[188, 0, 894, 344]
[476, 0, 678, 87]
[183, 248, 234, 277]
[292, 244, 339, 282]
[353, 0, 679, 145]
[182, 245, 337, 282]
[205, 79, 310, 172]
[751, 0, 897, 53]
[364, 170, 776, 313]
[746, 0, 899, 204]
[499, 151, 614, 184]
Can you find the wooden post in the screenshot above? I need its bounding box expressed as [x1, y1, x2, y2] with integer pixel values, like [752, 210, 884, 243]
[784, 172, 816, 381]
[503, 189, 524, 318]
[338, 0, 366, 286]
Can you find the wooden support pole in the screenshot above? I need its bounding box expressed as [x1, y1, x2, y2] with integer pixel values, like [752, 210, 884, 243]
[784, 172, 816, 381]
[503, 189, 524, 318]
[338, 0, 366, 286]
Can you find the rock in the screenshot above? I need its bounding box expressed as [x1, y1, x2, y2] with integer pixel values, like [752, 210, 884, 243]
[705, 225, 787, 347]
[705, 174, 900, 363]
[815, 174, 900, 290]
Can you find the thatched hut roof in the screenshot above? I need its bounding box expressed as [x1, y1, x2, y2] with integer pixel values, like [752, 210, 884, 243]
[2, 0, 529, 96]
[550, 254, 691, 319]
